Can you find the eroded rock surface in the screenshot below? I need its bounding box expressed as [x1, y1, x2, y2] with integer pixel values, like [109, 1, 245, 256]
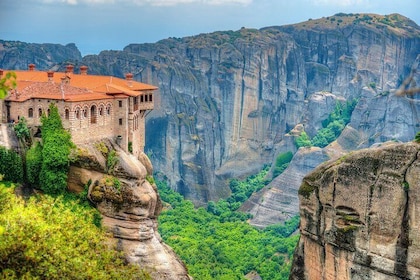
[290, 142, 420, 280]
[68, 139, 191, 280]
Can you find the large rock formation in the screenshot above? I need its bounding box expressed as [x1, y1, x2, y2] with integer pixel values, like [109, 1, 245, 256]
[67, 139, 191, 280]
[290, 142, 420, 280]
[0, 40, 82, 70]
[84, 13, 420, 208]
[1, 13, 420, 221]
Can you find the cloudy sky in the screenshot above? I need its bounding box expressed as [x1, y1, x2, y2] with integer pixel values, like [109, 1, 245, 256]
[0, 0, 419, 56]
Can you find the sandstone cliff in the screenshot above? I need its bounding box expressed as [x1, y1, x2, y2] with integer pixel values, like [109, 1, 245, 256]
[67, 139, 191, 280]
[290, 142, 420, 280]
[1, 13, 420, 223]
[85, 13, 420, 209]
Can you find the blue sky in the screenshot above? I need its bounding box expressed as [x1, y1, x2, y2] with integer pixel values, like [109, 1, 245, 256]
[0, 0, 419, 56]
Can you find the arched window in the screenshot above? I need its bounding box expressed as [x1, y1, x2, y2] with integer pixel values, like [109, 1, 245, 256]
[75, 108, 80, 119]
[99, 106, 103, 116]
[38, 108, 42, 118]
[90, 105, 97, 124]
[83, 107, 88, 118]
[106, 105, 111, 115]
[28, 108, 33, 118]
[65, 109, 70, 120]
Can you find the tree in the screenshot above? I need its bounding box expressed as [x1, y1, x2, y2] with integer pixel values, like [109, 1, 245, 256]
[295, 131, 312, 148]
[415, 131, 420, 143]
[14, 117, 31, 148]
[38, 103, 74, 194]
[0, 71, 16, 99]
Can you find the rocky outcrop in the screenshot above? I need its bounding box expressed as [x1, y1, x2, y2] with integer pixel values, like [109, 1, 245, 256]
[241, 146, 329, 228]
[289, 142, 420, 280]
[67, 139, 191, 280]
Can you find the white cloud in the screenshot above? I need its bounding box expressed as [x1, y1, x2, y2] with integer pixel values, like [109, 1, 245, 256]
[40, 0, 251, 6]
[310, 0, 366, 6]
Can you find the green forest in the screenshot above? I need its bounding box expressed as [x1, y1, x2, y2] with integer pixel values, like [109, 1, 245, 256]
[157, 169, 299, 280]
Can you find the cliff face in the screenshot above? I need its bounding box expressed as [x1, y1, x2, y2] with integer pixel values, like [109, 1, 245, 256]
[0, 40, 82, 70]
[290, 142, 420, 280]
[88, 13, 420, 207]
[67, 139, 191, 280]
[1, 13, 420, 218]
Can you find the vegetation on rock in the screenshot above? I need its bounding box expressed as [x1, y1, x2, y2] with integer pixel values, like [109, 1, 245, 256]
[0, 183, 150, 279]
[273, 152, 293, 178]
[295, 99, 357, 149]
[415, 131, 420, 143]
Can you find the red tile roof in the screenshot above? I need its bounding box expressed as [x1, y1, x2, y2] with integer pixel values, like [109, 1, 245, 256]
[3, 69, 157, 102]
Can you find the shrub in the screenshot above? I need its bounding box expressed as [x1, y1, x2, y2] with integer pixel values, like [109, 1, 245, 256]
[107, 150, 119, 173]
[273, 151, 293, 178]
[0, 147, 23, 183]
[0, 185, 150, 279]
[13, 117, 31, 146]
[295, 131, 312, 148]
[25, 142, 43, 187]
[415, 131, 420, 143]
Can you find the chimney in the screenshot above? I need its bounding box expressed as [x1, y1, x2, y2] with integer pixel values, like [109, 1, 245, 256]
[125, 73, 133, 87]
[28, 64, 35, 71]
[66, 64, 74, 74]
[80, 65, 88, 75]
[47, 71, 54, 82]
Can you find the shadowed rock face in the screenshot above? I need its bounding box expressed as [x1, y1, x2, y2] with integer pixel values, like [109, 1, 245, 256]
[290, 142, 420, 280]
[67, 139, 191, 280]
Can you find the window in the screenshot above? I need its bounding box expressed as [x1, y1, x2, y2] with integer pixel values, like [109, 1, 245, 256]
[38, 108, 42, 118]
[119, 100, 122, 107]
[140, 95, 144, 102]
[106, 105, 111, 115]
[99, 106, 103, 116]
[75, 109, 80, 119]
[90, 105, 97, 124]
[65, 109, 70, 120]
[149, 94, 152, 102]
[145, 95, 148, 102]
[28, 108, 33, 118]
[119, 118, 123, 125]
[83, 108, 87, 118]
